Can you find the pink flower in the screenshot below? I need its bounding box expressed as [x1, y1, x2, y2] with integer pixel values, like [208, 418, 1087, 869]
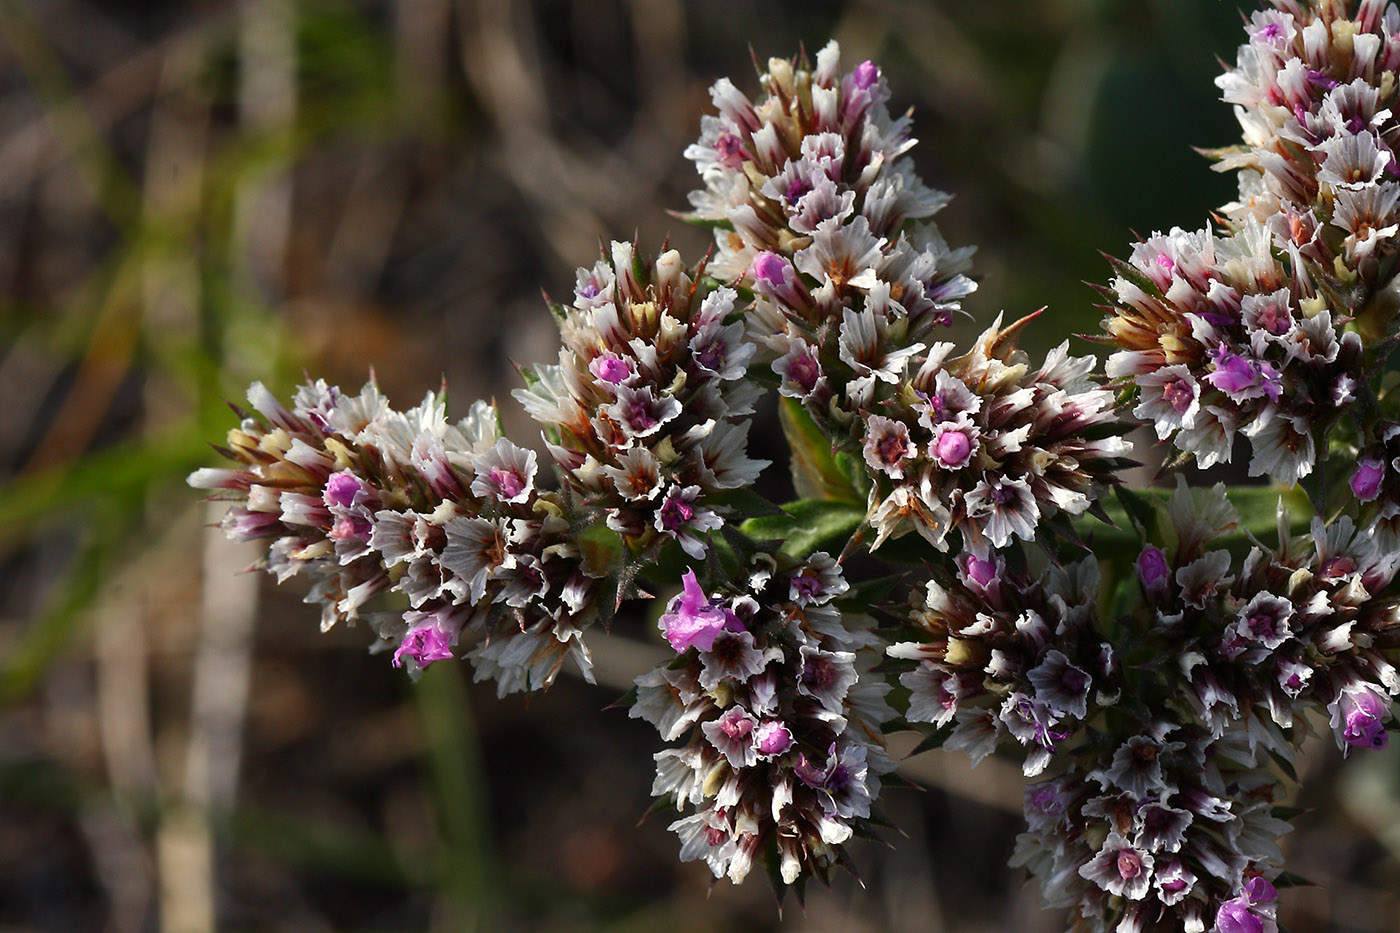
[1351, 458, 1384, 501]
[1215, 898, 1263, 933]
[393, 621, 455, 669]
[324, 471, 368, 509]
[1137, 545, 1170, 593]
[753, 720, 793, 758]
[588, 352, 634, 386]
[659, 569, 730, 653]
[851, 60, 878, 90]
[1204, 349, 1259, 399]
[1333, 683, 1390, 750]
[932, 425, 973, 468]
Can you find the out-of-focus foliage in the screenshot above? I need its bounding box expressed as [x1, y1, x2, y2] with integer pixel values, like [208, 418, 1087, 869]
[0, 0, 1395, 930]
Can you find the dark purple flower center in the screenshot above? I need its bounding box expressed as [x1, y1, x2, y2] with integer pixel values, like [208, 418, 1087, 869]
[695, 340, 725, 372]
[877, 431, 909, 465]
[787, 352, 820, 392]
[659, 496, 695, 531]
[714, 132, 745, 169]
[1247, 612, 1283, 641]
[1163, 378, 1195, 413]
[491, 468, 525, 499]
[1322, 555, 1358, 579]
[1255, 304, 1290, 337]
[1306, 69, 1339, 90]
[1061, 667, 1090, 695]
[804, 657, 835, 691]
[1028, 786, 1060, 814]
[627, 399, 658, 431]
[784, 176, 813, 205]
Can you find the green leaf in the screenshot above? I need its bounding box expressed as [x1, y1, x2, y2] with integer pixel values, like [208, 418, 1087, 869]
[667, 209, 733, 230]
[576, 523, 624, 578]
[1072, 483, 1313, 559]
[777, 397, 863, 503]
[713, 486, 786, 518]
[1103, 252, 1167, 302]
[740, 499, 866, 558]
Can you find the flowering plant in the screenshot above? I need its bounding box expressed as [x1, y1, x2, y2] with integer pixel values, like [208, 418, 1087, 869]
[191, 2, 1400, 929]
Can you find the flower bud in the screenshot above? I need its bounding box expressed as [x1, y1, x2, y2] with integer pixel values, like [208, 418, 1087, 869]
[1137, 546, 1170, 595]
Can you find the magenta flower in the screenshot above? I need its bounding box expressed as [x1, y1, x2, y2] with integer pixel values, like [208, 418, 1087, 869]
[393, 621, 455, 669]
[1332, 683, 1389, 750]
[659, 569, 730, 653]
[324, 471, 368, 509]
[851, 60, 878, 90]
[931, 422, 975, 469]
[589, 352, 634, 386]
[1243, 877, 1277, 905]
[1137, 545, 1170, 594]
[1351, 458, 1384, 501]
[1205, 349, 1260, 399]
[1215, 901, 1262, 933]
[753, 720, 793, 758]
[750, 251, 807, 308]
[960, 553, 1000, 597]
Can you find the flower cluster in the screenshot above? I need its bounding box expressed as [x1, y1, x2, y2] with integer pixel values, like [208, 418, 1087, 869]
[1011, 720, 1290, 933]
[516, 242, 768, 559]
[631, 553, 893, 885]
[860, 317, 1130, 554]
[682, 44, 1128, 558]
[685, 40, 973, 300]
[1135, 481, 1400, 756]
[189, 382, 604, 695]
[1102, 220, 1363, 485]
[888, 476, 1400, 930]
[1215, 0, 1400, 283]
[889, 552, 1113, 777]
[685, 43, 976, 425]
[1098, 0, 1400, 485]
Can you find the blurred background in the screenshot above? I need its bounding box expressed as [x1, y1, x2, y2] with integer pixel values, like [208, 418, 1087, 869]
[1, 0, 1398, 929]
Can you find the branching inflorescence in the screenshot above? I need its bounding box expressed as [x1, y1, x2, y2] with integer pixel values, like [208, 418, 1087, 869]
[193, 5, 1400, 931]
